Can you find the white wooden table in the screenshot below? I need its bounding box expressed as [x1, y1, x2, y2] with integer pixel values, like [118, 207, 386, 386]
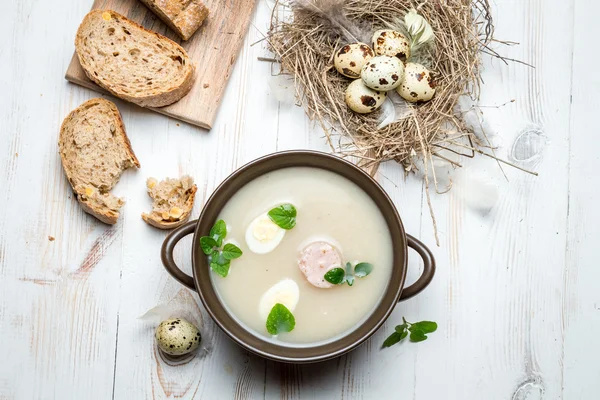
[1, 0, 598, 398]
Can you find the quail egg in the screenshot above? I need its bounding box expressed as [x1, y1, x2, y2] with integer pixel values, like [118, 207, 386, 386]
[155, 318, 201, 356]
[372, 30, 411, 62]
[361, 55, 405, 91]
[396, 62, 436, 103]
[334, 43, 374, 78]
[345, 79, 387, 114]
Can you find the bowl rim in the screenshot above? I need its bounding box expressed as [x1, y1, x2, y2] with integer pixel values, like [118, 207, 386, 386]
[191, 150, 408, 363]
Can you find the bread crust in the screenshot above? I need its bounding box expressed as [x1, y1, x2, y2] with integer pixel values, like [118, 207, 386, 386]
[139, 0, 209, 41]
[75, 10, 195, 108]
[59, 98, 140, 224]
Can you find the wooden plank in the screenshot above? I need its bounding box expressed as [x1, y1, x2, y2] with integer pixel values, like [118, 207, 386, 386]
[65, 0, 257, 130]
[0, 0, 125, 398]
[403, 0, 574, 397]
[562, 0, 600, 396]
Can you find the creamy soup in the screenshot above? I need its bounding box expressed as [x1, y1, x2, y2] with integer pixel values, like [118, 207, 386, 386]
[211, 167, 393, 345]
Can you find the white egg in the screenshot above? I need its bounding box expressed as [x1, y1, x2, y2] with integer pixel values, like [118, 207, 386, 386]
[361, 55, 405, 91]
[396, 62, 436, 103]
[344, 79, 387, 114]
[334, 43, 375, 78]
[259, 279, 300, 321]
[245, 212, 286, 254]
[372, 30, 411, 62]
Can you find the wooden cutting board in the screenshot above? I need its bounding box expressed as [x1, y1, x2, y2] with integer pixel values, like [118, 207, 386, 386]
[65, 0, 256, 129]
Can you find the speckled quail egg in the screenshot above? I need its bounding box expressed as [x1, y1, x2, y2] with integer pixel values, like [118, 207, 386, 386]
[361, 55, 405, 91]
[155, 318, 201, 356]
[372, 30, 411, 62]
[334, 43, 374, 78]
[396, 62, 436, 103]
[345, 79, 387, 114]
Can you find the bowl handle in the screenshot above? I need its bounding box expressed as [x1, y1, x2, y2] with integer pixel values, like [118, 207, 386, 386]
[399, 235, 436, 301]
[161, 220, 197, 291]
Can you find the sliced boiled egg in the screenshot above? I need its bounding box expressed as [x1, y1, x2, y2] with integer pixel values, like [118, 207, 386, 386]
[259, 279, 300, 321]
[245, 212, 286, 254]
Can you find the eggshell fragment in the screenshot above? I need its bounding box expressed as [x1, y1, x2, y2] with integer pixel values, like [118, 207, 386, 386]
[396, 62, 436, 103]
[334, 43, 374, 78]
[372, 30, 411, 61]
[155, 318, 201, 356]
[361, 55, 405, 91]
[344, 79, 387, 114]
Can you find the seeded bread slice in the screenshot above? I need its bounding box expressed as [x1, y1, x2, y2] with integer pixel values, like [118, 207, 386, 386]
[59, 98, 140, 224]
[142, 176, 197, 229]
[75, 10, 195, 108]
[140, 0, 209, 41]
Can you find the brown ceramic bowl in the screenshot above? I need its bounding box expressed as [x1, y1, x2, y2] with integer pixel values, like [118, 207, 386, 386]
[161, 150, 435, 363]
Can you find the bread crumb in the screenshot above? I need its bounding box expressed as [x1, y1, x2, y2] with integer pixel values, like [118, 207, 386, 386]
[15, 152, 18, 157]
[176, 123, 180, 127]
[48, 236, 55, 241]
[203, 83, 209, 88]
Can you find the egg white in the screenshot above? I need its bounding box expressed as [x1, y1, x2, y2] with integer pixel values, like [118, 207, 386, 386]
[259, 279, 300, 321]
[245, 212, 286, 254]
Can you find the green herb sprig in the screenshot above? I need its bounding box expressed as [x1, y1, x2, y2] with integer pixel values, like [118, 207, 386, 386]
[324, 262, 373, 286]
[200, 220, 243, 278]
[266, 303, 295, 335]
[382, 317, 437, 348]
[268, 204, 297, 230]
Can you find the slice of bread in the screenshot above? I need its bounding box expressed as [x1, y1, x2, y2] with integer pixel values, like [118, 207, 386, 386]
[140, 0, 209, 41]
[59, 98, 140, 224]
[142, 176, 197, 229]
[75, 10, 195, 108]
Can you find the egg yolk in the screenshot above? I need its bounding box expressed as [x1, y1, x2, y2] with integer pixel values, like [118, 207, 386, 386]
[252, 215, 280, 242]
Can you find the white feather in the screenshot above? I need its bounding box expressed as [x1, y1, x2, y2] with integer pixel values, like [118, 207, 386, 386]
[268, 74, 297, 105]
[377, 91, 414, 129]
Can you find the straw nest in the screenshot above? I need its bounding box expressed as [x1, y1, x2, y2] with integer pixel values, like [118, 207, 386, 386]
[267, 0, 512, 242]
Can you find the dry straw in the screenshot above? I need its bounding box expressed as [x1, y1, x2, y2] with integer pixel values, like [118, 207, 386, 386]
[267, 0, 530, 244]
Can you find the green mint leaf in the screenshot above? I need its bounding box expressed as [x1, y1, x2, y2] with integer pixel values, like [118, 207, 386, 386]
[266, 303, 295, 335]
[214, 252, 229, 266]
[222, 243, 243, 260]
[382, 331, 405, 348]
[324, 268, 345, 285]
[409, 329, 427, 342]
[210, 249, 220, 261]
[209, 220, 227, 246]
[345, 262, 355, 286]
[394, 324, 407, 334]
[200, 236, 217, 255]
[354, 262, 373, 278]
[268, 204, 297, 230]
[210, 261, 230, 278]
[411, 321, 437, 334]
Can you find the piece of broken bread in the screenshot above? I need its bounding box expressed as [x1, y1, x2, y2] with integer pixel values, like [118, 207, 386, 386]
[142, 175, 197, 229]
[139, 0, 209, 41]
[59, 98, 140, 224]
